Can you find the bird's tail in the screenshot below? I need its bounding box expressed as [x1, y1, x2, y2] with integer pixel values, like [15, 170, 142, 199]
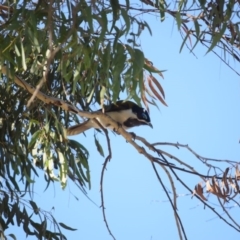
[66, 120, 92, 136]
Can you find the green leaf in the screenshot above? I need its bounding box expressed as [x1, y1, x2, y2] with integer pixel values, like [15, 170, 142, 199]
[73, 68, 80, 85]
[132, 48, 144, 79]
[77, 163, 89, 185]
[94, 136, 104, 157]
[59, 222, 77, 231]
[58, 150, 68, 189]
[143, 21, 152, 36]
[175, 11, 182, 30]
[29, 200, 39, 214]
[7, 234, 17, 240]
[101, 42, 111, 81]
[191, 32, 204, 53]
[69, 139, 88, 152]
[8, 176, 20, 192]
[178, 0, 187, 10]
[28, 130, 42, 149]
[86, 169, 91, 189]
[179, 30, 190, 53]
[14, 44, 20, 57]
[143, 64, 165, 75]
[85, 6, 93, 32]
[206, 22, 227, 54]
[82, 47, 91, 69]
[23, 169, 35, 184]
[20, 40, 27, 71]
[198, 0, 206, 7]
[110, 0, 120, 30]
[112, 77, 121, 102]
[194, 20, 200, 38]
[121, 8, 131, 34]
[87, 87, 95, 104]
[100, 86, 106, 103]
[159, 0, 166, 21]
[27, 22, 40, 54]
[99, 10, 108, 39]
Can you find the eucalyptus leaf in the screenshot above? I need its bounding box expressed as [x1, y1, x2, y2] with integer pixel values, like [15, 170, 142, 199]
[94, 136, 105, 157]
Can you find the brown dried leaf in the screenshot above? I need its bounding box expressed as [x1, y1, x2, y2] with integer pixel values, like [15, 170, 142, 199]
[143, 93, 161, 111]
[145, 86, 156, 99]
[212, 177, 221, 194]
[144, 58, 153, 66]
[222, 188, 228, 204]
[211, 177, 229, 201]
[141, 92, 149, 113]
[145, 97, 155, 105]
[144, 58, 164, 78]
[211, 177, 217, 193]
[142, 91, 156, 106]
[227, 176, 238, 199]
[229, 21, 236, 40]
[181, 24, 192, 48]
[228, 177, 237, 192]
[234, 176, 240, 192]
[235, 165, 240, 180]
[229, 176, 233, 184]
[148, 77, 168, 107]
[194, 183, 207, 201]
[149, 75, 165, 98]
[206, 180, 214, 193]
[222, 167, 230, 194]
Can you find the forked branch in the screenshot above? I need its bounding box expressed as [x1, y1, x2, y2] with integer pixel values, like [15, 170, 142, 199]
[2, 67, 240, 239]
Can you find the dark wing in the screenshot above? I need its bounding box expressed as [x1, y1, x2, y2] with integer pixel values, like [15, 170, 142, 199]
[99, 100, 137, 112]
[123, 118, 149, 128]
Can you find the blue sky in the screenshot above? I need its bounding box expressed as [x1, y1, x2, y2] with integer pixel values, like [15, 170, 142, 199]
[7, 8, 240, 240]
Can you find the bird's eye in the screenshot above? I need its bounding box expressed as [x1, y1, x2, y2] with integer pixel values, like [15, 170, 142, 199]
[142, 112, 148, 120]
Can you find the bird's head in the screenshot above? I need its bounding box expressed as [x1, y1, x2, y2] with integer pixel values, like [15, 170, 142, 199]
[105, 100, 153, 129]
[132, 104, 153, 128]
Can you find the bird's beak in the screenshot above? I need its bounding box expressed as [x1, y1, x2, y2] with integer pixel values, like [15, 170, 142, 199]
[148, 123, 153, 128]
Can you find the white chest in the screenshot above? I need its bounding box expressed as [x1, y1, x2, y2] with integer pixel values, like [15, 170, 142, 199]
[93, 109, 136, 130]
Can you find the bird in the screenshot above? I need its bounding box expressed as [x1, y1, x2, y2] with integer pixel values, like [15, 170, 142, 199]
[66, 100, 153, 136]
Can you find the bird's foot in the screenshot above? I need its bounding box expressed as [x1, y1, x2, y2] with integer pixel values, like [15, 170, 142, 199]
[113, 122, 122, 134]
[129, 132, 136, 140]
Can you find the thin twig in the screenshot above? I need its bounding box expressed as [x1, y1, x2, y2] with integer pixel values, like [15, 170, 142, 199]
[153, 142, 240, 165]
[97, 120, 116, 240]
[160, 164, 183, 240]
[151, 163, 187, 240]
[158, 152, 240, 232]
[3, 66, 240, 236]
